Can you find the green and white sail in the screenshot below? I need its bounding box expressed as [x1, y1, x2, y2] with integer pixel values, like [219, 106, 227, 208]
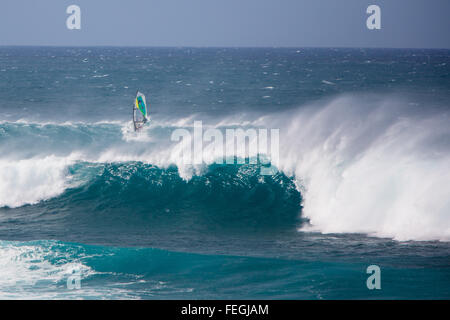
[133, 91, 149, 131]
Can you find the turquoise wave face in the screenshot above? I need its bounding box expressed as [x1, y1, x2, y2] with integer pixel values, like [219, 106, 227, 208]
[0, 161, 302, 244]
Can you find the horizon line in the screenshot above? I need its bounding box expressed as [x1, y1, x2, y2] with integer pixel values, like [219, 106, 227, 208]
[1, 44, 449, 50]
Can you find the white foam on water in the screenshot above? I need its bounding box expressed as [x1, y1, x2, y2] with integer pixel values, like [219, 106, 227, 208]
[0, 240, 191, 299]
[0, 241, 95, 299]
[269, 95, 450, 241]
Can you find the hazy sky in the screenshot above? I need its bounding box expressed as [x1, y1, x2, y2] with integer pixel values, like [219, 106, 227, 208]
[0, 0, 449, 48]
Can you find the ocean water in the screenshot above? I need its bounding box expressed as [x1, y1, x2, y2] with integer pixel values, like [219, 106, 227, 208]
[0, 47, 449, 299]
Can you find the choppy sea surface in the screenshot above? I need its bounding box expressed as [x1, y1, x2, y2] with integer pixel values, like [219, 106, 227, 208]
[0, 47, 449, 299]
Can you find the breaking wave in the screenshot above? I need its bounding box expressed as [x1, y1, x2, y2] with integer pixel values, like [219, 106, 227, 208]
[1, 94, 449, 241]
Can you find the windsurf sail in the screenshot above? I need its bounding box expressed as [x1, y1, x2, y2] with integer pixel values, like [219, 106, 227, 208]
[133, 90, 149, 131]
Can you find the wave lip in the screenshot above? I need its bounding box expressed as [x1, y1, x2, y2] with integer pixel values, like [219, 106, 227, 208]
[0, 156, 73, 208]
